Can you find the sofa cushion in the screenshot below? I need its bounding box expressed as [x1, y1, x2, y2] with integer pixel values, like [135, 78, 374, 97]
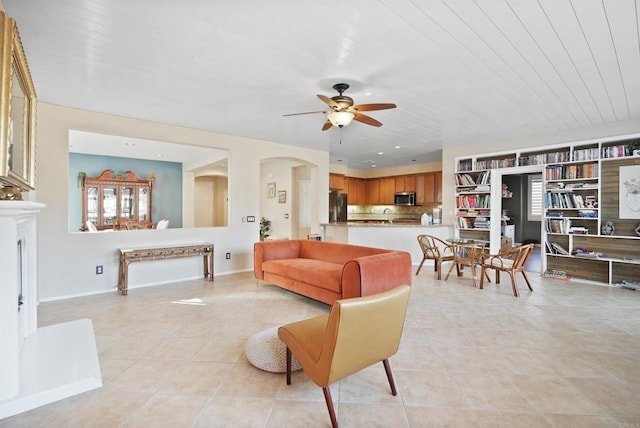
[262, 258, 343, 293]
[298, 240, 388, 264]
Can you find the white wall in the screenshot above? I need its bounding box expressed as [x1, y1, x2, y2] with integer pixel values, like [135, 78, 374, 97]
[32, 103, 329, 300]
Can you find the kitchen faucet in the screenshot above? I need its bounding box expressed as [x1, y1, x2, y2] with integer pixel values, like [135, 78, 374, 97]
[383, 208, 393, 224]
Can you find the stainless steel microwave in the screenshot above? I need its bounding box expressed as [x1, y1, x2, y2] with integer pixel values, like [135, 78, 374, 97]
[394, 192, 415, 205]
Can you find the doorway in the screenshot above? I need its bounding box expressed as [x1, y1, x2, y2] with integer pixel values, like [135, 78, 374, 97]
[498, 167, 544, 273]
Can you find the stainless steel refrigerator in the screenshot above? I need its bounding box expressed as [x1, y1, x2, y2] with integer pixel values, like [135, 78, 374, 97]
[329, 191, 347, 223]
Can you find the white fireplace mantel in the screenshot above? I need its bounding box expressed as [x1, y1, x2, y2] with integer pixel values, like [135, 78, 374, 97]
[0, 201, 102, 419]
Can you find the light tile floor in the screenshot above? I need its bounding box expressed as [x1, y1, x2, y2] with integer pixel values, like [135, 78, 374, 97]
[1, 268, 639, 427]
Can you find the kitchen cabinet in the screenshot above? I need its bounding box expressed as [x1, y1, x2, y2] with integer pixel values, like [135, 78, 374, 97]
[395, 174, 416, 193]
[366, 179, 380, 205]
[416, 173, 435, 204]
[346, 177, 366, 205]
[329, 173, 345, 190]
[345, 171, 441, 206]
[435, 171, 442, 203]
[379, 177, 395, 204]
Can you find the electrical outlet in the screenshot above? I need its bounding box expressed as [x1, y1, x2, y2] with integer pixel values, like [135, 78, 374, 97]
[96, 265, 103, 275]
[225, 252, 231, 260]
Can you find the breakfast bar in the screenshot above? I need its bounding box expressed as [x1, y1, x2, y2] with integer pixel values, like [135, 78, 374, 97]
[321, 223, 454, 266]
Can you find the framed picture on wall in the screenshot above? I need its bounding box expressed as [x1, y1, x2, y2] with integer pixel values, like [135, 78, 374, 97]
[267, 182, 276, 198]
[620, 165, 640, 219]
[278, 190, 286, 203]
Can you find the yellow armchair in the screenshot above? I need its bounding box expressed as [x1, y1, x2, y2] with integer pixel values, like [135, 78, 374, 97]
[278, 285, 411, 428]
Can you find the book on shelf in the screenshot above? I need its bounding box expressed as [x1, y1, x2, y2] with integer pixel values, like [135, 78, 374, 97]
[601, 144, 627, 158]
[457, 217, 472, 229]
[473, 216, 490, 228]
[568, 226, 589, 234]
[546, 240, 570, 255]
[577, 209, 597, 218]
[571, 147, 599, 161]
[572, 247, 602, 257]
[546, 218, 571, 233]
[455, 173, 475, 186]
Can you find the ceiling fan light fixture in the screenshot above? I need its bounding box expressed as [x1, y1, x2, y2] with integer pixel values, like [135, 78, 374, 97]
[327, 111, 354, 128]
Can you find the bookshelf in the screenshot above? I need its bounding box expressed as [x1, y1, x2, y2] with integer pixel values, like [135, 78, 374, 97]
[454, 135, 640, 286]
[454, 169, 491, 240]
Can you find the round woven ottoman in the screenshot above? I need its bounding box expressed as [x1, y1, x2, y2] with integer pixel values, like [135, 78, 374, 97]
[245, 326, 302, 373]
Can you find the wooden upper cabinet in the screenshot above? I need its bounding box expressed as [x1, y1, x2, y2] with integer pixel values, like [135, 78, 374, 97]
[379, 177, 395, 204]
[347, 177, 366, 205]
[435, 171, 442, 203]
[416, 172, 441, 205]
[366, 178, 380, 205]
[329, 173, 345, 190]
[394, 174, 416, 193]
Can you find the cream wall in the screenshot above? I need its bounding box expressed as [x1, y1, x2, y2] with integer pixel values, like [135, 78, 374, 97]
[33, 103, 329, 300]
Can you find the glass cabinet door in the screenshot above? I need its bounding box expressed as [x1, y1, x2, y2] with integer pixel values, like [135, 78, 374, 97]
[86, 186, 99, 224]
[138, 188, 149, 221]
[103, 187, 117, 226]
[120, 187, 135, 219]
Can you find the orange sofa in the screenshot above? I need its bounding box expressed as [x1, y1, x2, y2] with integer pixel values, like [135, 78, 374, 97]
[254, 240, 412, 304]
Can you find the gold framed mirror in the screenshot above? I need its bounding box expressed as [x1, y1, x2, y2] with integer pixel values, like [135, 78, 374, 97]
[0, 11, 37, 194]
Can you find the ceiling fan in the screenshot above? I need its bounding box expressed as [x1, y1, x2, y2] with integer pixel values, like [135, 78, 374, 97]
[284, 83, 397, 131]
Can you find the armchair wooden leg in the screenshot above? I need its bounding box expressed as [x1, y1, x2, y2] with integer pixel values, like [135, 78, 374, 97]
[286, 347, 292, 385]
[415, 257, 426, 275]
[322, 386, 338, 428]
[522, 271, 533, 291]
[444, 261, 455, 281]
[509, 272, 519, 297]
[479, 266, 487, 290]
[382, 359, 397, 396]
[435, 260, 442, 280]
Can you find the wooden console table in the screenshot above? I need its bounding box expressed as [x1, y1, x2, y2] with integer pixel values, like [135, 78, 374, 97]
[118, 242, 214, 295]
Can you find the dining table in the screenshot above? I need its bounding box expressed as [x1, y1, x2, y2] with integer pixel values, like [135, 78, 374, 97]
[444, 238, 490, 287]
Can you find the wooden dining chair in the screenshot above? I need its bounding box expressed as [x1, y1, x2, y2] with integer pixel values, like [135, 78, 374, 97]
[479, 243, 535, 297]
[416, 235, 457, 279]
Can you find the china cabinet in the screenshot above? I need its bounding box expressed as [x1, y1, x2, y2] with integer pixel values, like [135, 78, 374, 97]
[81, 169, 153, 231]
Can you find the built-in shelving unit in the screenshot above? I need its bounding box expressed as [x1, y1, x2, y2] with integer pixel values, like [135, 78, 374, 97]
[454, 134, 640, 286]
[454, 170, 491, 240]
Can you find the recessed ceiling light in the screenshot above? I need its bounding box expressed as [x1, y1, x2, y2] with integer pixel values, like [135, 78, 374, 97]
[378, 152, 384, 155]
[156, 153, 163, 158]
[395, 145, 401, 149]
[371, 165, 377, 168]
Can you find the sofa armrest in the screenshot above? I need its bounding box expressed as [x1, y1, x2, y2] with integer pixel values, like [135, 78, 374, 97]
[342, 251, 412, 299]
[254, 241, 301, 279]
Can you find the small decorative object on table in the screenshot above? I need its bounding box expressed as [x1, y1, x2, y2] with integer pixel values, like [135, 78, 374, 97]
[601, 221, 615, 236]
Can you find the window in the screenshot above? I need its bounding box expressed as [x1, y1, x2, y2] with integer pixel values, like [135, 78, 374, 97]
[528, 174, 543, 221]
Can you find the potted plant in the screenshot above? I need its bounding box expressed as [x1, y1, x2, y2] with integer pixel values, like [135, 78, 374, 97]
[260, 217, 271, 241]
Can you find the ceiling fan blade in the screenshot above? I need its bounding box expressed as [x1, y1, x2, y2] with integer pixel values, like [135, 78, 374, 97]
[353, 112, 383, 127]
[321, 120, 333, 131]
[317, 94, 341, 110]
[352, 103, 397, 112]
[283, 110, 326, 117]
